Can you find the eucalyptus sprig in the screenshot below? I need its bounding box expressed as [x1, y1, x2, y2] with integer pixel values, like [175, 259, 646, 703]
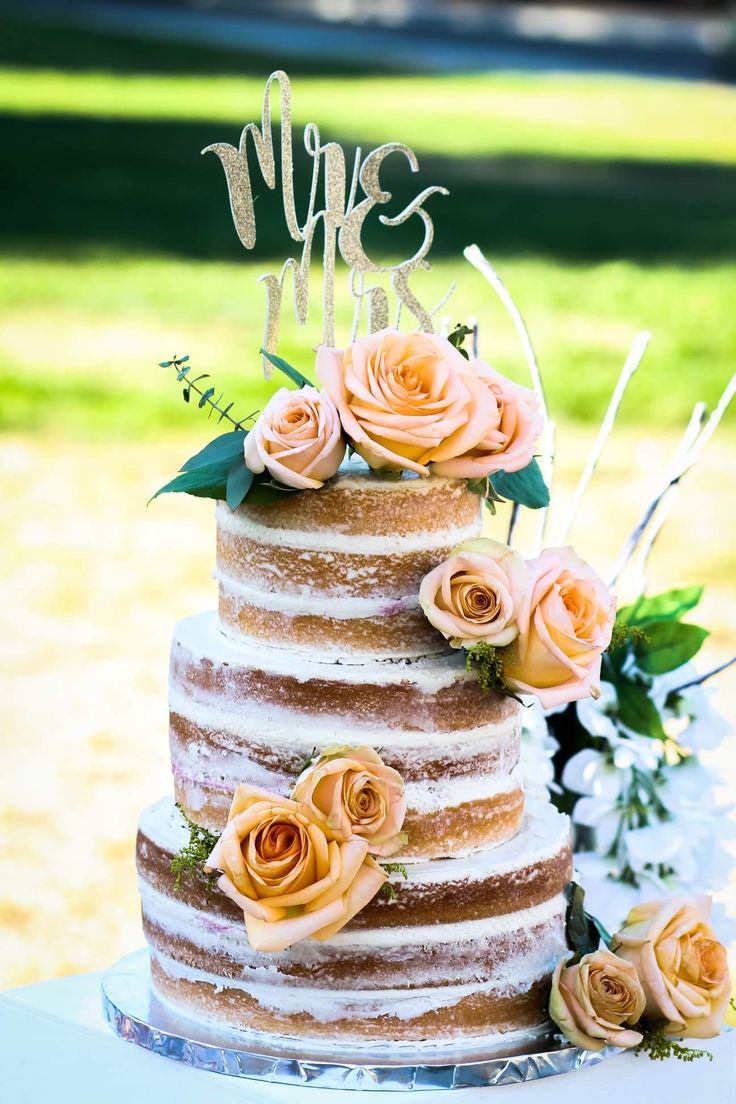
[634, 1021, 713, 1064]
[170, 803, 221, 893]
[159, 355, 256, 430]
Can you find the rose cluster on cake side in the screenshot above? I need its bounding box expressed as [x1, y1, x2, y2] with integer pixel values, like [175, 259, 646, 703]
[549, 887, 731, 1056]
[201, 746, 407, 952]
[419, 537, 617, 709]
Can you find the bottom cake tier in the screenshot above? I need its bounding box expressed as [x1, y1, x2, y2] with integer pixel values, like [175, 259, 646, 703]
[136, 798, 572, 1045]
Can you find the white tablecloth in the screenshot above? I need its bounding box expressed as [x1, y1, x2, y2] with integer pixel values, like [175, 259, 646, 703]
[1, 966, 734, 1104]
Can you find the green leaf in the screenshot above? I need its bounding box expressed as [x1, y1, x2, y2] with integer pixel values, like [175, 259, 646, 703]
[198, 386, 216, 408]
[490, 458, 550, 510]
[176, 365, 191, 381]
[149, 458, 231, 503]
[174, 355, 190, 365]
[613, 675, 667, 739]
[634, 620, 709, 675]
[618, 586, 704, 627]
[245, 475, 302, 505]
[225, 457, 255, 511]
[564, 882, 601, 959]
[158, 360, 173, 368]
[182, 387, 190, 403]
[260, 348, 315, 389]
[180, 430, 247, 472]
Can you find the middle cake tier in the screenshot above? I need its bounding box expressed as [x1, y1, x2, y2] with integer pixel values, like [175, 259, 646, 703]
[170, 612, 524, 860]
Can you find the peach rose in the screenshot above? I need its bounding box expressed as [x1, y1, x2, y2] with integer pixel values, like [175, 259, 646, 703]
[612, 896, 731, 1039]
[549, 948, 646, 1051]
[419, 538, 528, 648]
[205, 786, 386, 952]
[502, 546, 615, 709]
[433, 361, 543, 479]
[244, 385, 345, 490]
[316, 329, 497, 476]
[292, 746, 407, 858]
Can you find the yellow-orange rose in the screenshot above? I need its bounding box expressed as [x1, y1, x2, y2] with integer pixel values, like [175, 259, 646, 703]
[245, 385, 345, 490]
[205, 786, 386, 952]
[612, 896, 731, 1039]
[549, 948, 646, 1051]
[433, 361, 543, 479]
[419, 538, 528, 648]
[292, 746, 407, 858]
[502, 546, 616, 709]
[316, 329, 497, 476]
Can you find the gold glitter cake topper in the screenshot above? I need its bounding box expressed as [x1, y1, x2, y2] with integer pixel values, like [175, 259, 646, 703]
[203, 70, 454, 375]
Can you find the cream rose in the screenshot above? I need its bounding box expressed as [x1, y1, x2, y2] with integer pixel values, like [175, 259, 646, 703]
[433, 361, 543, 479]
[205, 786, 386, 952]
[316, 329, 497, 476]
[502, 546, 616, 709]
[292, 746, 407, 858]
[549, 948, 646, 1051]
[244, 385, 345, 490]
[419, 538, 528, 648]
[612, 896, 731, 1039]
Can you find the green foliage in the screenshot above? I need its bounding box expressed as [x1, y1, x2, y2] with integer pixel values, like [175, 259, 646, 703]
[618, 586, 704, 627]
[634, 621, 709, 675]
[446, 323, 474, 360]
[260, 348, 315, 389]
[465, 642, 511, 696]
[635, 1021, 713, 1064]
[160, 355, 250, 429]
[612, 675, 667, 740]
[225, 456, 255, 510]
[564, 881, 612, 961]
[603, 586, 709, 738]
[149, 457, 231, 503]
[379, 861, 408, 900]
[170, 803, 221, 893]
[607, 622, 649, 653]
[489, 458, 550, 510]
[181, 430, 247, 471]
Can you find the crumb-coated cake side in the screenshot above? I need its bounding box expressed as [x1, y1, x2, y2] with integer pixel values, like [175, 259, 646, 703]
[137, 798, 572, 1044]
[136, 463, 575, 1047]
[169, 612, 524, 859]
[215, 470, 482, 657]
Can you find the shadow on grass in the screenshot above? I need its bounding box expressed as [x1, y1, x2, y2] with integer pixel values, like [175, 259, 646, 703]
[2, 113, 735, 265]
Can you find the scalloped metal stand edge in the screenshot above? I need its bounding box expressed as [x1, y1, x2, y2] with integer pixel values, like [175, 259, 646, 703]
[102, 950, 620, 1091]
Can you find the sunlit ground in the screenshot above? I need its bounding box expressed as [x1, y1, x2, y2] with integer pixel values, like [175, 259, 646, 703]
[1, 428, 734, 987]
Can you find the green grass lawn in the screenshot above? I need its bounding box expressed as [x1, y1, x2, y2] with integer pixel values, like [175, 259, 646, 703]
[1, 11, 734, 442]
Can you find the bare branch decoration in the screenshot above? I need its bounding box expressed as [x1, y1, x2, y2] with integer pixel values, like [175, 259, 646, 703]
[558, 331, 650, 546]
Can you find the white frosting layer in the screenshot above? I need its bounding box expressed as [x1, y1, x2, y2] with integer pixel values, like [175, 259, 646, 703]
[168, 684, 518, 752]
[140, 796, 568, 889]
[151, 945, 559, 1023]
[173, 611, 480, 686]
[216, 570, 418, 620]
[217, 501, 481, 555]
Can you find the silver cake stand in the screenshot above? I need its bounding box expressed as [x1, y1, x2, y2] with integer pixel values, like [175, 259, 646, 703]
[102, 950, 619, 1091]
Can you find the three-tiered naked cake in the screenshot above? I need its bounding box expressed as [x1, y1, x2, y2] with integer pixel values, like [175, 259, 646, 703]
[136, 468, 572, 1044]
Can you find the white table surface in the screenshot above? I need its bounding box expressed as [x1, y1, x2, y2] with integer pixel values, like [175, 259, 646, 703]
[1, 965, 734, 1104]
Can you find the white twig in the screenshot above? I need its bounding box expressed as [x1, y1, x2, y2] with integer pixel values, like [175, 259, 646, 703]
[609, 372, 736, 587]
[464, 244, 552, 551]
[558, 332, 650, 545]
[463, 245, 548, 419]
[629, 401, 706, 594]
[672, 655, 736, 693]
[534, 420, 555, 553]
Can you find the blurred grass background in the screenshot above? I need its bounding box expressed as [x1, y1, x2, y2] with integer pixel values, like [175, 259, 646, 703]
[1, 8, 735, 988]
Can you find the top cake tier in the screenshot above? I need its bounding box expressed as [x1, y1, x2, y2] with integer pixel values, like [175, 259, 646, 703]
[215, 467, 482, 658]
